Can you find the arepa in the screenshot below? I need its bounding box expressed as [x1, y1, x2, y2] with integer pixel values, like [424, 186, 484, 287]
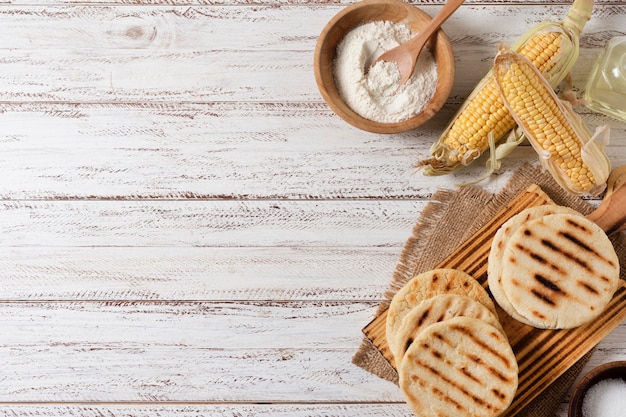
[386, 269, 496, 359]
[488, 205, 582, 322]
[399, 316, 518, 417]
[392, 293, 503, 365]
[500, 212, 620, 328]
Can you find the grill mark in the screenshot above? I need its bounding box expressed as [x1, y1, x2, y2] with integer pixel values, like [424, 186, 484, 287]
[577, 280, 600, 295]
[541, 238, 593, 273]
[565, 217, 590, 233]
[417, 308, 430, 327]
[468, 353, 482, 365]
[515, 243, 566, 275]
[431, 386, 464, 411]
[599, 275, 612, 284]
[450, 324, 513, 370]
[560, 222, 616, 268]
[460, 366, 481, 384]
[540, 234, 616, 285]
[492, 388, 506, 400]
[531, 289, 556, 306]
[561, 231, 599, 259]
[404, 337, 414, 355]
[515, 232, 613, 310]
[432, 331, 455, 349]
[531, 309, 547, 320]
[416, 360, 491, 409]
[534, 273, 563, 294]
[431, 349, 444, 360]
[434, 332, 514, 388]
[407, 374, 427, 401]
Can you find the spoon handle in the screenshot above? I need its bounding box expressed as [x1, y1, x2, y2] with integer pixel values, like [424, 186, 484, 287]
[406, 0, 465, 55]
[587, 166, 626, 236]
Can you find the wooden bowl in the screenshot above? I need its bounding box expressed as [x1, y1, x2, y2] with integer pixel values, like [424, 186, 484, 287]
[313, 0, 456, 134]
[568, 361, 626, 417]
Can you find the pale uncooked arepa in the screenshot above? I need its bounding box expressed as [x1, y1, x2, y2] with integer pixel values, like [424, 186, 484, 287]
[500, 212, 620, 328]
[399, 316, 518, 417]
[392, 293, 503, 364]
[487, 205, 582, 322]
[386, 268, 496, 362]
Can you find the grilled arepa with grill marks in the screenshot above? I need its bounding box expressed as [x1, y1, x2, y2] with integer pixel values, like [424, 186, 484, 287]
[500, 212, 620, 329]
[488, 205, 582, 322]
[392, 293, 503, 365]
[386, 269, 497, 360]
[399, 316, 518, 417]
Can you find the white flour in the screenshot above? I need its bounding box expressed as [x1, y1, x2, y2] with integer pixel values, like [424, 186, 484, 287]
[333, 20, 438, 124]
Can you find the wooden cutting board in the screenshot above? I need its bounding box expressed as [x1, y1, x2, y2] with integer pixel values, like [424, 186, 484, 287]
[362, 182, 626, 417]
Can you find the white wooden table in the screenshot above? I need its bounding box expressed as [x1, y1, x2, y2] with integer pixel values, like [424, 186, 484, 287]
[0, 0, 624, 415]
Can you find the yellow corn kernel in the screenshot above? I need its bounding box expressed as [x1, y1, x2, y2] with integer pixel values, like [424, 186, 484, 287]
[418, 0, 594, 176]
[494, 50, 609, 195]
[424, 32, 566, 169]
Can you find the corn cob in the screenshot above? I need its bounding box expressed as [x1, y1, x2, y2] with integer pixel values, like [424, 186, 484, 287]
[418, 0, 594, 176]
[493, 50, 610, 195]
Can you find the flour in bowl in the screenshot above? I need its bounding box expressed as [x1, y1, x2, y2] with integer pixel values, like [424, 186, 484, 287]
[333, 20, 438, 124]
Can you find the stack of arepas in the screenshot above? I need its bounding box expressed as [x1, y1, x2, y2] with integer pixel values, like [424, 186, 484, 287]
[387, 268, 518, 417]
[488, 205, 620, 329]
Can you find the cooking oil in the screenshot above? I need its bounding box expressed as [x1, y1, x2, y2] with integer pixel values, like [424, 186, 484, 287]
[584, 36, 626, 123]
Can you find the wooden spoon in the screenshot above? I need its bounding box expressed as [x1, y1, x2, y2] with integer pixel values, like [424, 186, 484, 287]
[371, 0, 465, 88]
[588, 165, 626, 236]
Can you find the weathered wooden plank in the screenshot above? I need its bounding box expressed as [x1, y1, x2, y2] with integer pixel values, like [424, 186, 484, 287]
[2, 48, 612, 103]
[1, 101, 623, 200]
[0, 404, 414, 417]
[0, 200, 425, 246]
[0, 301, 377, 348]
[0, 346, 400, 402]
[0, 100, 514, 195]
[0, 246, 400, 301]
[1, 4, 622, 51]
[0, 45, 608, 104]
[0, 300, 622, 403]
[0, 101, 536, 199]
[0, 5, 622, 103]
[0, 0, 623, 8]
[0, 300, 397, 401]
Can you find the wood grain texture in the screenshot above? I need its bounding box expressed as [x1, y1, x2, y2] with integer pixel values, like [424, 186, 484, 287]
[0, 102, 623, 199]
[0, 405, 418, 417]
[0, 101, 533, 199]
[0, 1, 624, 416]
[0, 200, 424, 246]
[0, 301, 398, 402]
[0, 247, 401, 301]
[0, 5, 622, 102]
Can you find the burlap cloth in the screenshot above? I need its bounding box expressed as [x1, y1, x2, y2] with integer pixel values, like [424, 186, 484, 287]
[352, 162, 626, 417]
